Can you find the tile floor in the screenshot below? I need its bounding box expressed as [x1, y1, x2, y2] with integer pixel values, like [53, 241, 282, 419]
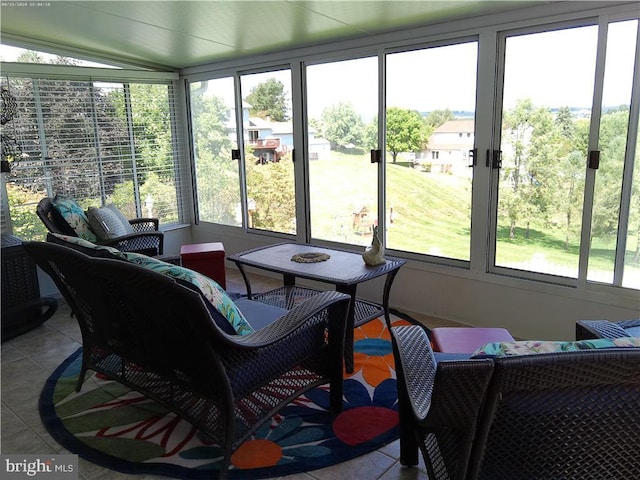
[1, 269, 462, 480]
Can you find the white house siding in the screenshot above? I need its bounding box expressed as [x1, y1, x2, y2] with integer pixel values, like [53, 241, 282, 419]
[423, 119, 474, 177]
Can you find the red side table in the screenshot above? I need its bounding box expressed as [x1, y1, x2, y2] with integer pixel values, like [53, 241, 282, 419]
[430, 327, 514, 353]
[180, 242, 226, 289]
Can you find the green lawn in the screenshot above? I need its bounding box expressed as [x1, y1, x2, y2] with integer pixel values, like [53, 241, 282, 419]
[309, 151, 640, 285]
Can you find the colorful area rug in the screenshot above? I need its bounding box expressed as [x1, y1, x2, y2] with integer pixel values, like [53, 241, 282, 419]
[40, 312, 417, 479]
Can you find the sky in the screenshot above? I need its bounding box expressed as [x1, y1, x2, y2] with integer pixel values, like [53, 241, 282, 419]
[503, 21, 637, 110]
[2, 19, 637, 117]
[0, 45, 115, 68]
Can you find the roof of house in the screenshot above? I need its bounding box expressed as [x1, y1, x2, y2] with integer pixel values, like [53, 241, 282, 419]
[434, 119, 475, 134]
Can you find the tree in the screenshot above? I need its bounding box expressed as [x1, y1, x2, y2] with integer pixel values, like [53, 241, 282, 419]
[385, 107, 429, 163]
[501, 99, 589, 250]
[320, 102, 364, 150]
[591, 109, 628, 238]
[245, 78, 289, 121]
[500, 99, 563, 240]
[246, 152, 296, 232]
[190, 92, 239, 225]
[555, 106, 575, 138]
[424, 108, 454, 130]
[190, 93, 233, 158]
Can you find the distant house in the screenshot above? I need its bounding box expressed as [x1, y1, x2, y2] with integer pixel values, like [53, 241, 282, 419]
[422, 119, 474, 176]
[245, 115, 330, 162]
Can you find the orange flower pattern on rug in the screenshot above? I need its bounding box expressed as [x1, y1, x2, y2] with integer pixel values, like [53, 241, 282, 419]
[347, 316, 412, 387]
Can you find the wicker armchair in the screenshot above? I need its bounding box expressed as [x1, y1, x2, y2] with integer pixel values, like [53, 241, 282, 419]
[390, 324, 640, 480]
[390, 325, 494, 479]
[24, 241, 350, 479]
[36, 197, 164, 256]
[576, 318, 640, 340]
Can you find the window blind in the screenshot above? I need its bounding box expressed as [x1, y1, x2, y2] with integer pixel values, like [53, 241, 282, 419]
[0, 73, 186, 241]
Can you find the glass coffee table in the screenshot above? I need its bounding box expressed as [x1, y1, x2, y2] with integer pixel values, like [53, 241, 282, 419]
[228, 242, 406, 372]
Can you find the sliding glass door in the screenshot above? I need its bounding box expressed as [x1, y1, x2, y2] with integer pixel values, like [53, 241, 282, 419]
[240, 69, 296, 235]
[494, 25, 598, 279]
[588, 19, 639, 288]
[493, 20, 640, 288]
[190, 77, 241, 226]
[306, 57, 379, 246]
[385, 41, 478, 261]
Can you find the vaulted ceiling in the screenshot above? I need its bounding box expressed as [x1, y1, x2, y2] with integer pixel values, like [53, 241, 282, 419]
[1, 1, 543, 70]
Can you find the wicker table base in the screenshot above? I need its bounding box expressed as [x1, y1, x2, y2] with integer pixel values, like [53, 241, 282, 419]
[252, 286, 384, 327]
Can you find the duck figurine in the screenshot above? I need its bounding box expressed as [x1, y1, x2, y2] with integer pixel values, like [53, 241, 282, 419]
[362, 225, 386, 266]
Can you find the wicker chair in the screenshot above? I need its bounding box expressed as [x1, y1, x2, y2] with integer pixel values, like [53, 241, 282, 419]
[576, 318, 640, 340]
[36, 197, 164, 256]
[24, 241, 350, 479]
[390, 324, 640, 480]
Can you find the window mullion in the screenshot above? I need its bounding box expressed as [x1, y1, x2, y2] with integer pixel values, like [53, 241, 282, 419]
[487, 30, 507, 275]
[613, 20, 640, 286]
[290, 60, 309, 243]
[123, 83, 141, 217]
[88, 81, 107, 203]
[474, 30, 501, 275]
[234, 73, 249, 230]
[168, 82, 185, 224]
[32, 78, 53, 196]
[577, 19, 609, 287]
[377, 49, 386, 244]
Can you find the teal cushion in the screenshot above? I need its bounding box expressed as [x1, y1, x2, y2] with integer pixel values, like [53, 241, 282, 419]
[52, 195, 98, 242]
[113, 251, 254, 336]
[472, 337, 640, 358]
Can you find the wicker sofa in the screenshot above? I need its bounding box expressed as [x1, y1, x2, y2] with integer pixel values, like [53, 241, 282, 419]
[390, 324, 640, 480]
[24, 239, 350, 479]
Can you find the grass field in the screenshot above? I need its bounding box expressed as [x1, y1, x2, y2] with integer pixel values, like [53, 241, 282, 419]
[309, 151, 639, 287]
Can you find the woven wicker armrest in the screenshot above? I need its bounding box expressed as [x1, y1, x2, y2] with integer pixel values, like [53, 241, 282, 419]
[129, 217, 160, 232]
[390, 324, 494, 479]
[575, 319, 631, 340]
[618, 318, 640, 331]
[233, 291, 350, 348]
[391, 325, 437, 420]
[217, 290, 350, 414]
[97, 231, 164, 256]
[392, 325, 494, 424]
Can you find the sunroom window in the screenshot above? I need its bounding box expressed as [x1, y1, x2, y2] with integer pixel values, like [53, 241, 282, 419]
[1, 51, 185, 240]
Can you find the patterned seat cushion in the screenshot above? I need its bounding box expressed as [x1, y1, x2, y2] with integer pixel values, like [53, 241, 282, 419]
[471, 336, 640, 358]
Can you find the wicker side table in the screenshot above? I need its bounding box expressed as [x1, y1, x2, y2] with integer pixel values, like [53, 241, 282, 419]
[1, 235, 58, 341]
